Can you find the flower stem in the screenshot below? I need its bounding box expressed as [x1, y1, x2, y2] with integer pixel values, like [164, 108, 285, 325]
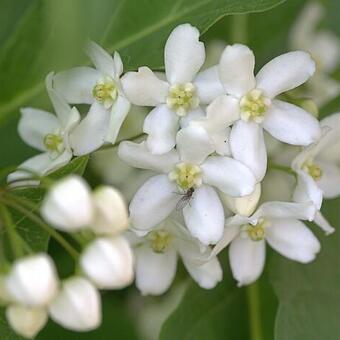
[99, 132, 145, 151]
[231, 14, 248, 44]
[0, 196, 79, 260]
[268, 162, 296, 177]
[246, 281, 263, 340]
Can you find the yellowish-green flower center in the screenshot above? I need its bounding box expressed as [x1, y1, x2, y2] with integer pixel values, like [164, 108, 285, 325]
[243, 219, 269, 241]
[168, 162, 202, 191]
[149, 230, 173, 253]
[240, 89, 271, 123]
[44, 133, 64, 154]
[302, 159, 323, 181]
[166, 83, 199, 117]
[92, 76, 118, 109]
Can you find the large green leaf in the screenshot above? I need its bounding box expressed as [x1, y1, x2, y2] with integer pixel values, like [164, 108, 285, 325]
[0, 0, 286, 127]
[269, 198, 340, 339]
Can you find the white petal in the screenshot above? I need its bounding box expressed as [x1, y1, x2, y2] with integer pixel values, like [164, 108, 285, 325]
[179, 107, 205, 128]
[201, 156, 256, 197]
[49, 277, 101, 331]
[80, 236, 134, 289]
[144, 104, 179, 154]
[176, 125, 214, 164]
[118, 141, 179, 173]
[317, 160, 340, 199]
[321, 113, 340, 163]
[165, 24, 205, 84]
[253, 201, 316, 222]
[86, 41, 115, 77]
[113, 51, 124, 77]
[183, 185, 224, 245]
[229, 238, 265, 286]
[105, 95, 131, 143]
[293, 170, 323, 209]
[45, 72, 72, 127]
[41, 175, 94, 231]
[194, 95, 239, 134]
[256, 51, 315, 98]
[129, 175, 180, 231]
[53, 67, 99, 104]
[18, 108, 60, 151]
[314, 210, 335, 235]
[182, 256, 222, 289]
[211, 127, 231, 156]
[6, 254, 58, 306]
[6, 305, 48, 338]
[70, 102, 109, 156]
[230, 120, 267, 182]
[266, 219, 320, 263]
[91, 186, 128, 235]
[194, 66, 224, 104]
[121, 67, 169, 106]
[135, 245, 177, 295]
[263, 100, 321, 146]
[218, 44, 255, 97]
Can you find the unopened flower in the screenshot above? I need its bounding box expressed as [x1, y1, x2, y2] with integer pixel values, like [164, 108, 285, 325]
[8, 73, 80, 184]
[49, 277, 101, 331]
[6, 305, 48, 339]
[211, 201, 319, 286]
[80, 236, 134, 289]
[121, 24, 224, 154]
[129, 219, 222, 295]
[54, 41, 131, 154]
[292, 113, 340, 234]
[290, 1, 340, 106]
[5, 254, 58, 307]
[119, 125, 256, 245]
[193, 44, 321, 181]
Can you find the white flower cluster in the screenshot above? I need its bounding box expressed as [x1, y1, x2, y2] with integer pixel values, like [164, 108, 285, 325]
[5, 19, 340, 337]
[1, 176, 133, 338]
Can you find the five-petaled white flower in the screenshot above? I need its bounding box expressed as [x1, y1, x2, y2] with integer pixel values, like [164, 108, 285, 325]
[121, 24, 225, 155]
[53, 41, 131, 155]
[119, 125, 256, 245]
[8, 73, 80, 184]
[128, 219, 222, 295]
[193, 44, 321, 181]
[210, 201, 319, 286]
[292, 112, 340, 234]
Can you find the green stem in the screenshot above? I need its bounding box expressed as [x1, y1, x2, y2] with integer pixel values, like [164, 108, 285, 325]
[0, 204, 24, 258]
[268, 162, 297, 177]
[99, 132, 145, 151]
[231, 14, 248, 44]
[246, 282, 263, 340]
[0, 197, 79, 260]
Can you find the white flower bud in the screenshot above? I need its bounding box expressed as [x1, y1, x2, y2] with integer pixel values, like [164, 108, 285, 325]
[220, 183, 261, 217]
[91, 186, 128, 235]
[41, 176, 94, 231]
[80, 236, 134, 289]
[49, 277, 101, 331]
[6, 305, 47, 339]
[6, 254, 58, 306]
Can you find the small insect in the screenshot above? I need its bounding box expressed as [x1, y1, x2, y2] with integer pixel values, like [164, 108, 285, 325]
[175, 187, 195, 210]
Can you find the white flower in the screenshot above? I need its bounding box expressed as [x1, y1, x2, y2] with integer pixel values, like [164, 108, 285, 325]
[129, 219, 222, 295]
[5, 254, 58, 307]
[6, 305, 48, 339]
[290, 1, 340, 106]
[49, 277, 101, 331]
[80, 236, 134, 289]
[193, 44, 321, 181]
[292, 113, 340, 234]
[121, 23, 224, 155]
[118, 125, 256, 245]
[7, 73, 80, 184]
[53, 41, 131, 155]
[211, 201, 319, 286]
[41, 175, 128, 235]
[41, 176, 94, 231]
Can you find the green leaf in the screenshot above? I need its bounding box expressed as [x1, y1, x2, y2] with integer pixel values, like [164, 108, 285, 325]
[269, 198, 340, 339]
[0, 0, 286, 127]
